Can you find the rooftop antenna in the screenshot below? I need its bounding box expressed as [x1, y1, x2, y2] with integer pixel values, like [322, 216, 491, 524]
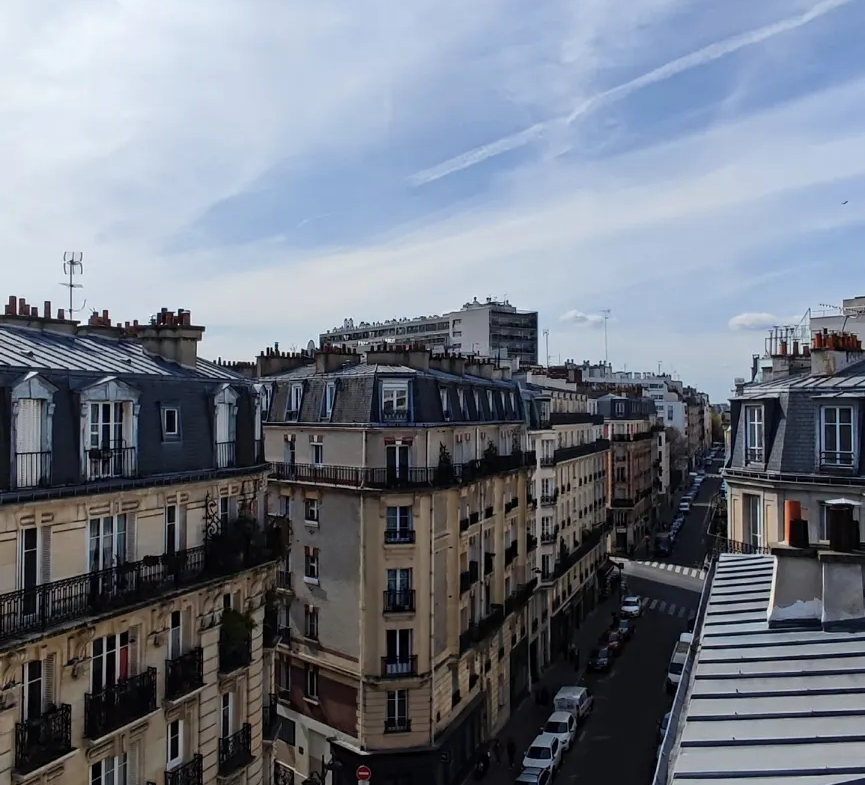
[60, 252, 86, 317]
[600, 309, 611, 364]
[543, 328, 550, 368]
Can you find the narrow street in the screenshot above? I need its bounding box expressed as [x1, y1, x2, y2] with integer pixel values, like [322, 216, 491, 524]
[476, 458, 722, 785]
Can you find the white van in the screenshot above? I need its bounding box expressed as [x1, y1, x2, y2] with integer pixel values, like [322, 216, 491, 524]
[553, 685, 594, 722]
[666, 635, 692, 695]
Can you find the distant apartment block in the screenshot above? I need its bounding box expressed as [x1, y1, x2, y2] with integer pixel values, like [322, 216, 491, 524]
[319, 297, 539, 366]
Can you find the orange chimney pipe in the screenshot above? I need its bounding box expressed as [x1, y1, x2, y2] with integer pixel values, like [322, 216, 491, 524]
[785, 500, 802, 544]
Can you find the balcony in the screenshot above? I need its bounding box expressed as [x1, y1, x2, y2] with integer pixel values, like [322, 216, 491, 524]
[216, 440, 237, 469]
[469, 673, 480, 690]
[484, 552, 495, 575]
[707, 534, 770, 556]
[14, 703, 73, 775]
[218, 723, 253, 776]
[554, 439, 611, 463]
[460, 517, 470, 532]
[539, 456, 555, 467]
[384, 528, 416, 545]
[504, 578, 537, 616]
[550, 412, 604, 426]
[469, 511, 480, 525]
[277, 568, 293, 594]
[460, 559, 480, 594]
[541, 527, 558, 544]
[166, 755, 204, 785]
[86, 445, 136, 481]
[383, 589, 415, 613]
[14, 451, 52, 489]
[484, 505, 494, 519]
[269, 451, 536, 491]
[540, 492, 557, 506]
[274, 763, 295, 785]
[505, 499, 518, 513]
[262, 694, 278, 741]
[0, 517, 283, 646]
[526, 534, 538, 553]
[84, 668, 158, 739]
[611, 431, 652, 443]
[381, 655, 418, 678]
[384, 718, 412, 733]
[165, 648, 204, 701]
[470, 604, 505, 645]
[504, 541, 518, 566]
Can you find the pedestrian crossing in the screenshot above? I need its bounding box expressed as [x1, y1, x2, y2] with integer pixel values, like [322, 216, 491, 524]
[639, 596, 697, 621]
[633, 561, 706, 581]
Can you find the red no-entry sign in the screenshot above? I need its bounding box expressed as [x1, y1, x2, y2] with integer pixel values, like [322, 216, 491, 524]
[357, 766, 372, 781]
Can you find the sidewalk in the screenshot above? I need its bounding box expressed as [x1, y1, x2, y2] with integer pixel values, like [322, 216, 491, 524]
[476, 594, 621, 782]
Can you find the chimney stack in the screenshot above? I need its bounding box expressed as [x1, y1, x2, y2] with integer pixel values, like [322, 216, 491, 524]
[810, 330, 864, 376]
[315, 344, 362, 374]
[133, 308, 205, 368]
[821, 499, 865, 631]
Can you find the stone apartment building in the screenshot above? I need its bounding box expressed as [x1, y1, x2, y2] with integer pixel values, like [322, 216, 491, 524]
[260, 346, 536, 785]
[597, 394, 660, 553]
[0, 298, 282, 785]
[523, 383, 609, 670]
[725, 330, 865, 551]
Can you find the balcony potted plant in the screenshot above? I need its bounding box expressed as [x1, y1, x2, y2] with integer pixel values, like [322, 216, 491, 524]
[219, 607, 256, 672]
[437, 442, 454, 483]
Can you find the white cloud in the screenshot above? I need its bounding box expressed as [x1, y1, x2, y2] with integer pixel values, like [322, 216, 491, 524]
[560, 310, 606, 327]
[728, 312, 803, 331]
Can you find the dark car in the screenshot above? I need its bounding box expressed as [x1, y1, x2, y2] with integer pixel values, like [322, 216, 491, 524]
[599, 630, 624, 654]
[617, 619, 635, 641]
[654, 533, 672, 557]
[587, 646, 613, 672]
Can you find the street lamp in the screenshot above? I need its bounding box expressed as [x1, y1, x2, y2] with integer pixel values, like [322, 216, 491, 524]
[302, 746, 343, 785]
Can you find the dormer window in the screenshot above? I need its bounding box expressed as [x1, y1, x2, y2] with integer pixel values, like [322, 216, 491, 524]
[744, 405, 764, 463]
[509, 392, 516, 415]
[474, 390, 481, 417]
[213, 384, 238, 469]
[287, 383, 303, 421]
[440, 388, 451, 420]
[820, 405, 855, 468]
[487, 390, 494, 418]
[79, 377, 140, 481]
[458, 389, 468, 418]
[11, 373, 57, 489]
[322, 382, 336, 419]
[381, 382, 409, 422]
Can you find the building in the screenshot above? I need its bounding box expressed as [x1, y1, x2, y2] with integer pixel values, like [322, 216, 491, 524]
[597, 394, 659, 553]
[725, 329, 865, 550]
[654, 426, 671, 504]
[0, 297, 281, 785]
[520, 379, 610, 672]
[319, 298, 539, 366]
[655, 503, 865, 785]
[261, 345, 538, 785]
[810, 295, 865, 340]
[682, 389, 709, 468]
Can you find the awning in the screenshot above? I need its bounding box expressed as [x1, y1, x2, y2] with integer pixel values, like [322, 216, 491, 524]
[599, 558, 621, 577]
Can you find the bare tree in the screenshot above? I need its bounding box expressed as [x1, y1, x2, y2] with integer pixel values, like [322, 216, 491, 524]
[665, 427, 688, 465]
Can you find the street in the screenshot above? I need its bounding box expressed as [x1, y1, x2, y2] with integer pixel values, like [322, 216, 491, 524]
[476, 460, 722, 785]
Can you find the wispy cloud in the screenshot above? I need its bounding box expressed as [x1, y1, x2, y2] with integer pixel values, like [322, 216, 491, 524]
[560, 310, 606, 327]
[728, 312, 805, 331]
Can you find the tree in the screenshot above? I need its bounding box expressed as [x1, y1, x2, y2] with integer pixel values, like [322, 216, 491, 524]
[666, 427, 688, 467]
[711, 412, 724, 443]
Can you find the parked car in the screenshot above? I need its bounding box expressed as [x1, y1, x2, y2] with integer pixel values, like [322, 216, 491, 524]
[553, 685, 594, 722]
[514, 768, 552, 785]
[522, 734, 562, 774]
[620, 596, 643, 618]
[599, 629, 624, 654]
[587, 646, 614, 672]
[617, 619, 635, 641]
[543, 711, 578, 751]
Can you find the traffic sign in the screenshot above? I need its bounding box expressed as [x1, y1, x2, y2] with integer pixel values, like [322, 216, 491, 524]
[357, 766, 372, 782]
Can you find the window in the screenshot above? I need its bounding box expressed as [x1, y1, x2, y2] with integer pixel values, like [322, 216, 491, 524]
[219, 497, 233, 527]
[304, 499, 319, 523]
[322, 382, 336, 419]
[22, 659, 43, 722]
[92, 632, 130, 694]
[385, 630, 413, 674]
[19, 527, 41, 616]
[382, 383, 409, 421]
[304, 546, 319, 583]
[386, 443, 410, 480]
[162, 407, 179, 438]
[168, 610, 182, 660]
[510, 392, 516, 414]
[487, 390, 494, 416]
[386, 507, 414, 544]
[386, 689, 409, 731]
[220, 692, 233, 738]
[615, 401, 625, 416]
[91, 754, 127, 785]
[305, 666, 319, 699]
[474, 390, 481, 415]
[88, 514, 128, 573]
[387, 568, 412, 594]
[458, 389, 467, 418]
[289, 384, 304, 420]
[304, 605, 319, 639]
[167, 719, 183, 770]
[165, 505, 179, 554]
[311, 442, 324, 466]
[440, 388, 450, 419]
[88, 402, 130, 478]
[821, 405, 855, 467]
[744, 494, 763, 550]
[14, 397, 49, 487]
[819, 503, 830, 541]
[745, 405, 764, 463]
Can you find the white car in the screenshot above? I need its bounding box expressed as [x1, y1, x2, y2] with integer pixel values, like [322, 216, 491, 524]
[522, 733, 563, 774]
[543, 711, 578, 751]
[621, 595, 643, 618]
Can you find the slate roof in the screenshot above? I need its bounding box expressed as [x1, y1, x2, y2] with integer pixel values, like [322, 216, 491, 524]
[0, 323, 248, 381]
[667, 553, 865, 785]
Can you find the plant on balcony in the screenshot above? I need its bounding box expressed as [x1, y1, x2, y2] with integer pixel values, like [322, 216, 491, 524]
[483, 441, 498, 460]
[219, 608, 255, 672]
[511, 432, 522, 455]
[438, 442, 453, 468]
[558, 537, 569, 566]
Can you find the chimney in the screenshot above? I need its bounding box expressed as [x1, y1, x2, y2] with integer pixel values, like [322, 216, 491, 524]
[811, 331, 864, 376]
[428, 352, 466, 377]
[364, 343, 429, 372]
[133, 308, 205, 368]
[821, 499, 865, 631]
[314, 344, 362, 374]
[256, 348, 315, 377]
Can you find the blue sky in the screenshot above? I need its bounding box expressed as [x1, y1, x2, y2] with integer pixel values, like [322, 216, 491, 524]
[2, 0, 865, 400]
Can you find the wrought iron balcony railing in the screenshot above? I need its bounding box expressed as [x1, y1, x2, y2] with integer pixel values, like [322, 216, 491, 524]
[381, 655, 418, 678]
[218, 723, 253, 776]
[84, 668, 158, 739]
[165, 754, 203, 785]
[14, 451, 52, 489]
[14, 703, 73, 774]
[384, 528, 416, 545]
[384, 589, 415, 613]
[86, 445, 136, 480]
[706, 533, 770, 556]
[216, 440, 237, 469]
[165, 648, 204, 701]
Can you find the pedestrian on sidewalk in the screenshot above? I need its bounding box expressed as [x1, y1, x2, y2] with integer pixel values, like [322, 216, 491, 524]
[493, 738, 502, 765]
[506, 737, 516, 769]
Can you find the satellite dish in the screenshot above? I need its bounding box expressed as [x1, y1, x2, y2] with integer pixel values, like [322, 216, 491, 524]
[307, 340, 316, 354]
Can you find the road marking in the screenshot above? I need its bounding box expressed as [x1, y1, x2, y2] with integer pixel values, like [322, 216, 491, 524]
[650, 561, 659, 568]
[649, 598, 659, 610]
[641, 597, 651, 607]
[699, 570, 707, 580]
[674, 565, 683, 574]
[658, 600, 667, 613]
[668, 603, 677, 616]
[677, 607, 687, 619]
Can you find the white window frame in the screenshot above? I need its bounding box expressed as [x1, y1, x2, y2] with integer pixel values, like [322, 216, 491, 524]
[323, 382, 336, 419]
[487, 390, 494, 416]
[22, 658, 43, 722]
[381, 382, 409, 418]
[386, 506, 413, 542]
[18, 526, 40, 598]
[744, 405, 764, 463]
[91, 753, 128, 785]
[304, 604, 319, 639]
[305, 666, 319, 699]
[386, 689, 409, 727]
[91, 632, 130, 693]
[168, 609, 183, 660]
[11, 374, 57, 489]
[440, 388, 450, 419]
[820, 404, 856, 468]
[88, 514, 129, 572]
[744, 493, 763, 550]
[213, 384, 239, 467]
[304, 547, 320, 583]
[386, 567, 413, 592]
[165, 505, 180, 554]
[288, 384, 304, 420]
[162, 407, 180, 437]
[458, 389, 467, 418]
[167, 718, 184, 770]
[311, 442, 324, 466]
[220, 692, 234, 739]
[474, 390, 481, 416]
[79, 377, 140, 480]
[304, 499, 319, 523]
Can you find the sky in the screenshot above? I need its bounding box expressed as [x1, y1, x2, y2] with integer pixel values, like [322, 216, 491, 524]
[3, 0, 865, 402]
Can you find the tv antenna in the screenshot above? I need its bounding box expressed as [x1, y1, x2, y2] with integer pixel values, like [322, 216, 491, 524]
[543, 328, 550, 368]
[600, 309, 611, 364]
[60, 252, 86, 317]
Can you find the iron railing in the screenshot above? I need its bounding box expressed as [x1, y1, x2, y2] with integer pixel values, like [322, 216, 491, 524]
[384, 718, 411, 733]
[381, 655, 418, 677]
[14, 451, 52, 489]
[383, 589, 415, 613]
[554, 439, 611, 463]
[86, 445, 136, 480]
[504, 541, 518, 566]
[216, 441, 237, 469]
[84, 667, 158, 739]
[218, 723, 253, 775]
[384, 528, 416, 545]
[165, 648, 204, 701]
[706, 533, 771, 556]
[14, 703, 73, 774]
[550, 412, 604, 426]
[165, 754, 204, 785]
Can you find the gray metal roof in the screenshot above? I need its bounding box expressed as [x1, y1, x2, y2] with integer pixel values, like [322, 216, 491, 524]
[0, 324, 246, 380]
[669, 553, 865, 784]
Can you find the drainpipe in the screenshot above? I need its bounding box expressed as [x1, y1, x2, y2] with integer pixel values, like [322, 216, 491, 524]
[358, 430, 367, 748]
[428, 489, 435, 746]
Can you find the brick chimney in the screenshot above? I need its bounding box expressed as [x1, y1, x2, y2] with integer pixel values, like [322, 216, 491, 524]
[363, 343, 430, 372]
[428, 351, 466, 377]
[811, 330, 864, 376]
[315, 344, 362, 374]
[0, 295, 79, 334]
[257, 344, 316, 377]
[131, 308, 205, 368]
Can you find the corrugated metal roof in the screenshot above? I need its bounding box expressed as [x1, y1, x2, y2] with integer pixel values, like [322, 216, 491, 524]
[0, 324, 247, 380]
[669, 553, 865, 784]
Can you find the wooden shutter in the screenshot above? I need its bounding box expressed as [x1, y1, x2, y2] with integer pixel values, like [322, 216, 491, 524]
[40, 526, 52, 584]
[43, 653, 56, 708]
[127, 742, 139, 785]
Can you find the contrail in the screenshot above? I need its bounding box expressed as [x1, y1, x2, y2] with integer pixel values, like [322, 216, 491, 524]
[407, 0, 858, 188]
